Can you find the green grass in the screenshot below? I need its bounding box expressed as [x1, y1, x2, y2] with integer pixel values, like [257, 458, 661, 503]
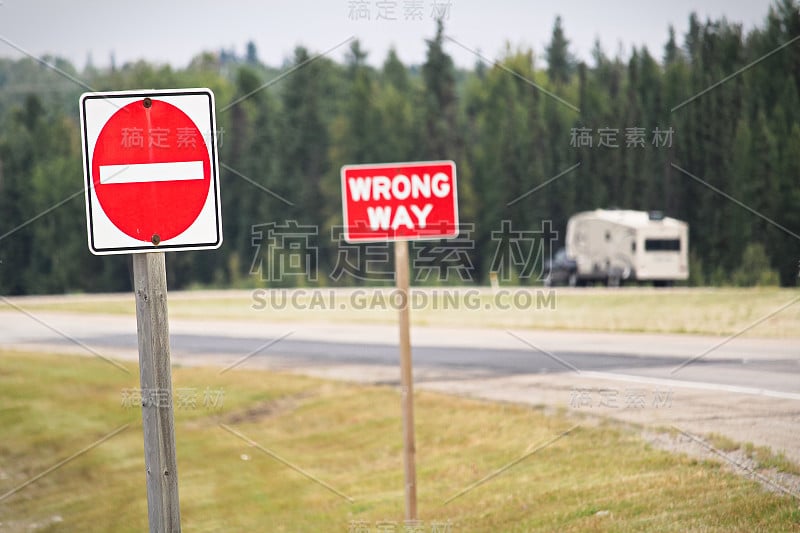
[707, 433, 741, 453]
[745, 444, 800, 477]
[1, 350, 798, 532]
[5, 287, 799, 337]
[706, 434, 800, 475]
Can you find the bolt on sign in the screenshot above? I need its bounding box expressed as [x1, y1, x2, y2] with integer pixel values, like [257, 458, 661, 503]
[340, 160, 459, 242]
[80, 89, 222, 254]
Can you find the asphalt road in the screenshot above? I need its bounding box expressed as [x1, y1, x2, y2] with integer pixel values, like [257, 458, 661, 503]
[2, 308, 800, 463]
[66, 333, 800, 394]
[1, 310, 798, 396]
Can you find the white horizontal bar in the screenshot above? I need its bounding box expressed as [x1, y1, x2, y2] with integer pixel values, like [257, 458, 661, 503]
[99, 161, 204, 184]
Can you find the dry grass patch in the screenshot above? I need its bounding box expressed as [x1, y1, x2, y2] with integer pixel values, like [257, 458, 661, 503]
[1, 350, 798, 531]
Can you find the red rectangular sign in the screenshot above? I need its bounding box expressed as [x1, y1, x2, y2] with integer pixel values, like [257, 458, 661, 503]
[340, 160, 459, 242]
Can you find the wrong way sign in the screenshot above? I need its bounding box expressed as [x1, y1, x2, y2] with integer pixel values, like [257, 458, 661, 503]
[340, 160, 458, 242]
[80, 89, 222, 255]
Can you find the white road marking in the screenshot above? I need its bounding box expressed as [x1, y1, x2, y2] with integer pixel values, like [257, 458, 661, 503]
[580, 371, 800, 401]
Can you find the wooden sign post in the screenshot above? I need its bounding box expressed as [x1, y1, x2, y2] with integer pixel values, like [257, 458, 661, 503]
[340, 161, 458, 521]
[133, 253, 181, 532]
[81, 89, 222, 532]
[395, 240, 417, 520]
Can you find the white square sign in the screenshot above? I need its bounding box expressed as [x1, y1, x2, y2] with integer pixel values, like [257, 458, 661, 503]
[79, 88, 222, 255]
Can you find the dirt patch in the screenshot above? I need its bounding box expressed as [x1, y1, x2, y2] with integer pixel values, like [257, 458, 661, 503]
[220, 393, 311, 425]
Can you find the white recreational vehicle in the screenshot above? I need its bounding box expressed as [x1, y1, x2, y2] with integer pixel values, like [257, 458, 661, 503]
[545, 209, 689, 286]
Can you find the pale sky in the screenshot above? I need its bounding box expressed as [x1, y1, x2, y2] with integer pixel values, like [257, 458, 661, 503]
[0, 1, 775, 70]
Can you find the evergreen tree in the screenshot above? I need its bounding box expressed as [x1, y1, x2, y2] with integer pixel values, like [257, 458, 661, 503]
[246, 41, 259, 65]
[546, 16, 574, 85]
[0, 1, 798, 292]
[421, 18, 459, 160]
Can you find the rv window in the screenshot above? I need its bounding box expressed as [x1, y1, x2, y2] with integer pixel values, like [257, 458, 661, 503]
[631, 241, 636, 252]
[644, 238, 680, 251]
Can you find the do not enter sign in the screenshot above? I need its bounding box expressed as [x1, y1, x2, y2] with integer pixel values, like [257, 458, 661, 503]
[80, 89, 222, 255]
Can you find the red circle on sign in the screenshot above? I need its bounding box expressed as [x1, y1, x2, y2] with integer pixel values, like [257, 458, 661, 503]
[92, 99, 211, 242]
